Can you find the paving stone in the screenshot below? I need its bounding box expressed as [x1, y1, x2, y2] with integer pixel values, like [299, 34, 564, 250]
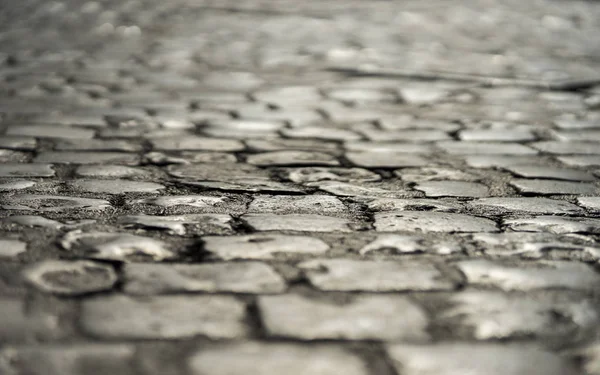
[299, 259, 455, 292]
[201, 119, 284, 138]
[504, 165, 595, 181]
[23, 260, 117, 296]
[243, 214, 352, 232]
[0, 150, 30, 163]
[123, 262, 285, 295]
[202, 234, 330, 260]
[0, 136, 36, 150]
[532, 141, 600, 155]
[573, 343, 600, 375]
[188, 342, 369, 375]
[396, 167, 479, 182]
[345, 152, 428, 168]
[281, 127, 362, 141]
[253, 85, 322, 105]
[578, 197, 600, 210]
[344, 141, 433, 153]
[455, 259, 600, 291]
[61, 231, 174, 261]
[378, 118, 461, 132]
[54, 139, 142, 152]
[361, 129, 452, 142]
[415, 181, 489, 197]
[259, 294, 428, 341]
[249, 195, 346, 215]
[0, 180, 35, 191]
[0, 163, 54, 177]
[236, 107, 323, 127]
[326, 88, 397, 103]
[286, 167, 381, 183]
[180, 151, 238, 164]
[117, 214, 232, 235]
[135, 195, 227, 208]
[464, 155, 546, 168]
[470, 197, 583, 214]
[386, 343, 578, 375]
[459, 129, 537, 142]
[75, 165, 149, 178]
[367, 198, 462, 212]
[3, 215, 94, 230]
[398, 86, 450, 104]
[359, 234, 459, 255]
[81, 295, 247, 339]
[551, 130, 600, 142]
[0, 344, 136, 375]
[69, 179, 165, 194]
[309, 181, 406, 198]
[437, 141, 538, 155]
[553, 118, 599, 130]
[150, 136, 244, 151]
[506, 216, 600, 234]
[0, 298, 60, 343]
[247, 151, 339, 166]
[374, 211, 498, 233]
[246, 138, 339, 153]
[0, 239, 27, 258]
[558, 155, 600, 167]
[6, 124, 96, 139]
[34, 151, 140, 165]
[2, 194, 111, 211]
[510, 179, 597, 195]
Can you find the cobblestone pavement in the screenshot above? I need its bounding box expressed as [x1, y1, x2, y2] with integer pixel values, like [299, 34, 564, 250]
[2, 0, 600, 374]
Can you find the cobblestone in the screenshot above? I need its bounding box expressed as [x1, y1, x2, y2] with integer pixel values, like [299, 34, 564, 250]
[470, 197, 583, 214]
[242, 213, 352, 232]
[504, 165, 596, 181]
[510, 179, 598, 195]
[415, 181, 489, 197]
[0, 239, 27, 258]
[0, 164, 55, 177]
[374, 211, 498, 233]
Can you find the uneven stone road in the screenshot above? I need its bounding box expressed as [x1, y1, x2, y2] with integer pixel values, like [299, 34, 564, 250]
[2, 0, 600, 374]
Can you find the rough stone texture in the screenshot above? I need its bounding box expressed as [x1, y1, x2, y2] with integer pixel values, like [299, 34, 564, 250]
[505, 216, 600, 234]
[415, 181, 489, 197]
[2, 195, 111, 211]
[504, 165, 596, 181]
[248, 195, 347, 214]
[470, 197, 583, 214]
[345, 152, 428, 168]
[70, 179, 165, 194]
[0, 239, 27, 258]
[243, 214, 352, 232]
[0, 164, 55, 177]
[117, 214, 232, 235]
[579, 196, 600, 210]
[247, 151, 339, 166]
[23, 260, 117, 295]
[34, 152, 140, 165]
[510, 179, 598, 195]
[374, 211, 498, 233]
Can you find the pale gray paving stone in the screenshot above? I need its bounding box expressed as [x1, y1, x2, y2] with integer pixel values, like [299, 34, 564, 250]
[2, 195, 111, 212]
[386, 343, 579, 375]
[551, 130, 600, 142]
[572, 343, 600, 375]
[202, 71, 264, 91]
[3, 216, 94, 230]
[504, 165, 595, 181]
[0, 298, 61, 343]
[248, 195, 347, 215]
[326, 88, 397, 103]
[378, 118, 461, 132]
[117, 214, 232, 235]
[459, 129, 537, 142]
[285, 167, 381, 184]
[374, 211, 498, 233]
[398, 86, 450, 104]
[554, 118, 600, 130]
[345, 152, 428, 168]
[6, 125, 96, 139]
[344, 141, 433, 153]
[135, 195, 227, 208]
[281, 127, 362, 141]
[252, 85, 323, 105]
[579, 197, 600, 210]
[258, 294, 428, 341]
[61, 231, 174, 261]
[0, 239, 26, 258]
[23, 260, 117, 296]
[510, 179, 597, 195]
[0, 150, 29, 163]
[441, 291, 599, 340]
[34, 151, 140, 165]
[299, 259, 455, 292]
[54, 139, 142, 152]
[360, 129, 452, 142]
[188, 342, 369, 375]
[318, 102, 384, 123]
[75, 165, 149, 178]
[359, 234, 461, 255]
[396, 167, 479, 182]
[532, 141, 600, 155]
[559, 155, 600, 167]
[415, 181, 489, 197]
[123, 262, 285, 295]
[437, 141, 538, 155]
[0, 136, 36, 150]
[201, 119, 284, 138]
[464, 155, 547, 168]
[69, 179, 165, 194]
[308, 181, 407, 198]
[367, 198, 462, 212]
[80, 295, 247, 339]
[180, 151, 238, 164]
[0, 163, 54, 177]
[235, 107, 323, 127]
[470, 197, 583, 214]
[202, 234, 330, 260]
[455, 259, 600, 291]
[243, 214, 352, 232]
[246, 151, 339, 167]
[246, 138, 339, 153]
[506, 216, 600, 234]
[0, 180, 35, 191]
[0, 344, 136, 375]
[150, 136, 244, 151]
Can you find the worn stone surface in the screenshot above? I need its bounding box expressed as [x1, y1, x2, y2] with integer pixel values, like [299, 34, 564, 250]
[505, 216, 600, 234]
[0, 239, 27, 258]
[243, 214, 352, 232]
[510, 179, 597, 195]
[2, 194, 111, 211]
[504, 165, 596, 181]
[34, 152, 140, 165]
[70, 179, 165, 194]
[470, 197, 583, 214]
[75, 165, 149, 178]
[374, 211, 498, 233]
[345, 152, 428, 168]
[0, 164, 55, 177]
[415, 181, 489, 197]
[248, 195, 347, 215]
[247, 151, 339, 167]
[117, 214, 232, 235]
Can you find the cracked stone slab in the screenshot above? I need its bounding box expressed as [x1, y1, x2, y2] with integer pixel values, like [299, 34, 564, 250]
[117, 214, 232, 235]
[415, 181, 489, 197]
[0, 344, 136, 375]
[375, 211, 498, 233]
[504, 165, 596, 181]
[202, 234, 330, 260]
[135, 195, 227, 208]
[0, 136, 36, 151]
[308, 181, 406, 198]
[247, 151, 339, 166]
[34, 152, 140, 165]
[69, 179, 165, 194]
[75, 165, 149, 178]
[366, 198, 462, 212]
[506, 216, 600, 234]
[438, 141, 538, 155]
[188, 342, 369, 375]
[531, 141, 600, 155]
[242, 214, 352, 232]
[150, 136, 244, 151]
[510, 179, 597, 195]
[2, 194, 111, 211]
[123, 262, 285, 295]
[441, 291, 599, 340]
[0, 239, 27, 258]
[23, 260, 117, 296]
[81, 295, 247, 339]
[299, 259, 455, 292]
[61, 231, 174, 261]
[258, 294, 428, 341]
[0, 164, 55, 177]
[470, 197, 583, 214]
[579, 197, 600, 210]
[455, 259, 600, 291]
[6, 124, 96, 139]
[285, 167, 381, 184]
[386, 343, 578, 375]
[558, 155, 600, 167]
[248, 195, 347, 215]
[345, 152, 428, 168]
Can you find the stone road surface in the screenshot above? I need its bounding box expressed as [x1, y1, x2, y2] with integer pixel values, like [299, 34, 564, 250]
[2, 0, 600, 374]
